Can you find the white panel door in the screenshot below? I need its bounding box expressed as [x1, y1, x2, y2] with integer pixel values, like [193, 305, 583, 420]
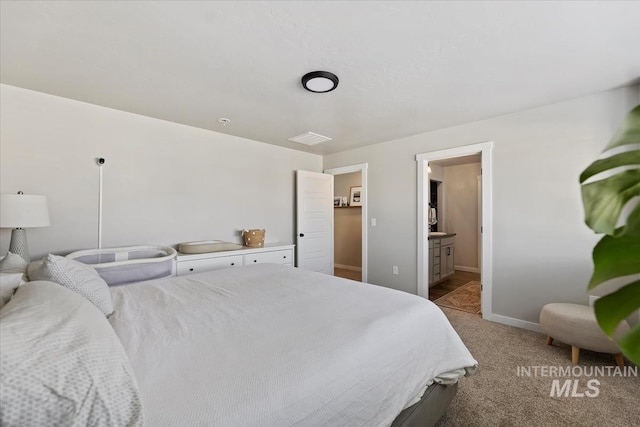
[296, 170, 333, 274]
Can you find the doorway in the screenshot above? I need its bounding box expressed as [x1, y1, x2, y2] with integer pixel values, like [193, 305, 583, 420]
[324, 163, 368, 283]
[416, 142, 493, 318]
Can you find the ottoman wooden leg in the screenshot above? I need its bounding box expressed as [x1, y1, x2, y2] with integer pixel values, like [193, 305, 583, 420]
[614, 353, 625, 368]
[572, 346, 580, 365]
[546, 336, 553, 345]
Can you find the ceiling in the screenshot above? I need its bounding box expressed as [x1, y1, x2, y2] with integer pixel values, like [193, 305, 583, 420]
[2, 1, 639, 155]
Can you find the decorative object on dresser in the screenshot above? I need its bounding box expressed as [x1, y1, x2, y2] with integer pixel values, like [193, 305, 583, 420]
[178, 240, 243, 254]
[0, 192, 50, 262]
[175, 243, 294, 276]
[333, 197, 343, 207]
[242, 228, 265, 247]
[349, 186, 362, 207]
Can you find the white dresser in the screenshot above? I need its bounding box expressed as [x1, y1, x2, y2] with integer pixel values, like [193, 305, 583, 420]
[175, 243, 295, 277]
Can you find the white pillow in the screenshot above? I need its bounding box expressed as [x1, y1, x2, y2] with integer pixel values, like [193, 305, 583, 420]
[0, 281, 143, 426]
[27, 259, 43, 281]
[0, 251, 28, 276]
[0, 252, 29, 309]
[30, 254, 114, 316]
[0, 273, 26, 309]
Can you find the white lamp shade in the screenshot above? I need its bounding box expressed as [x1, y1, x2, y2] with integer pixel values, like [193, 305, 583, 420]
[0, 194, 50, 228]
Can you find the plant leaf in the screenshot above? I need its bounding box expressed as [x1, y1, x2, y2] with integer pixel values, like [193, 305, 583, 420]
[593, 280, 640, 335]
[616, 323, 640, 366]
[606, 105, 640, 150]
[579, 151, 640, 184]
[617, 201, 640, 237]
[588, 235, 640, 289]
[581, 169, 640, 235]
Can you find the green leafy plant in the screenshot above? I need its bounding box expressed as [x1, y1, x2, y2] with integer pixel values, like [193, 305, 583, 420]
[579, 104, 640, 365]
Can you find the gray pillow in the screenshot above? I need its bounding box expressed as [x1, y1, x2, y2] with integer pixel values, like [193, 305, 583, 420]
[0, 281, 143, 426]
[30, 254, 114, 316]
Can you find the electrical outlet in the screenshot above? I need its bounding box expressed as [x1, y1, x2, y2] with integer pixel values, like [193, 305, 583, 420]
[392, 265, 399, 275]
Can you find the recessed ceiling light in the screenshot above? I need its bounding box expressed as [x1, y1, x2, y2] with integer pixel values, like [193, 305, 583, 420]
[301, 71, 339, 93]
[218, 118, 231, 126]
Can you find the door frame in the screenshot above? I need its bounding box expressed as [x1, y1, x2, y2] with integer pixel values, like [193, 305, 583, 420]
[324, 163, 368, 283]
[416, 141, 493, 317]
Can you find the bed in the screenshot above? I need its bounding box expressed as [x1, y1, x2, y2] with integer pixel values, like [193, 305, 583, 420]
[1, 259, 476, 426]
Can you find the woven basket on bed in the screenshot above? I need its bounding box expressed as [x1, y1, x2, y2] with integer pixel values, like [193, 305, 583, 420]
[242, 229, 265, 248]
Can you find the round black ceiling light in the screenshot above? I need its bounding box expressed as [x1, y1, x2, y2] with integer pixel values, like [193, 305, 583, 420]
[301, 71, 339, 93]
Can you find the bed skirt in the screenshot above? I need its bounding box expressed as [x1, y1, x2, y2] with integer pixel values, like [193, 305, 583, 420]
[391, 382, 458, 427]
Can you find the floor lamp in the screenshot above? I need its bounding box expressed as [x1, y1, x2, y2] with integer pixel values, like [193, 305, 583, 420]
[0, 192, 50, 262]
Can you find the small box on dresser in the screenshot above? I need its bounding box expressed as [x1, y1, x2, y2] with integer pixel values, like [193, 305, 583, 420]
[175, 244, 295, 277]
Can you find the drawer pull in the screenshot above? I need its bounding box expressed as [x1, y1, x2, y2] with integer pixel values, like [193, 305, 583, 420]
[253, 260, 257, 263]
[189, 268, 194, 272]
[283, 256, 287, 259]
[231, 263, 235, 266]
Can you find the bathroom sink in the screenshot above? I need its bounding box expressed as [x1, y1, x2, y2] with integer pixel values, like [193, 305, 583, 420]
[429, 232, 448, 236]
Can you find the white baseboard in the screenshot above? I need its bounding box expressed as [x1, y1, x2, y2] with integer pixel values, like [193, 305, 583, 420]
[335, 264, 362, 272]
[482, 312, 543, 333]
[455, 265, 480, 273]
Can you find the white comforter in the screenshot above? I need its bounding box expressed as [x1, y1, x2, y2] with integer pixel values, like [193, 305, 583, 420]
[109, 264, 476, 427]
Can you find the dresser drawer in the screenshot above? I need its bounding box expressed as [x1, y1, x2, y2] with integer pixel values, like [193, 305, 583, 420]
[176, 255, 243, 276]
[244, 249, 293, 265]
[433, 263, 440, 275]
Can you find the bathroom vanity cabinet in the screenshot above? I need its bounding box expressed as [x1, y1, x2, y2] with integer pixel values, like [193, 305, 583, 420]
[428, 234, 456, 286]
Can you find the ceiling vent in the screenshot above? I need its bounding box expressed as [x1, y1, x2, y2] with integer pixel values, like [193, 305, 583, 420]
[288, 131, 332, 146]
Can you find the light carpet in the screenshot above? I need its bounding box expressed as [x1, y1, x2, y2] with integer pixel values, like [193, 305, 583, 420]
[434, 281, 481, 314]
[436, 307, 639, 427]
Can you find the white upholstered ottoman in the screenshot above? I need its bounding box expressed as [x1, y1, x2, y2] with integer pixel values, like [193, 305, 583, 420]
[539, 303, 628, 367]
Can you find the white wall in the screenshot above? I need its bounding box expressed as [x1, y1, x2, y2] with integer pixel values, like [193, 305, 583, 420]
[428, 163, 444, 181]
[324, 86, 638, 325]
[443, 163, 481, 270]
[0, 84, 322, 259]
